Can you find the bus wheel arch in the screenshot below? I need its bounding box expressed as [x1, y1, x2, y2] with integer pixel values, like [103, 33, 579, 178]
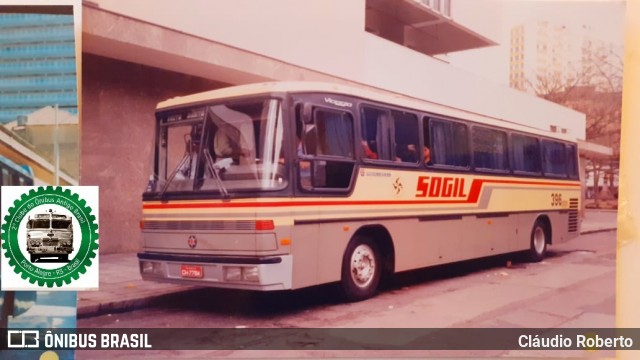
[340, 225, 394, 301]
[528, 215, 551, 262]
[354, 225, 395, 277]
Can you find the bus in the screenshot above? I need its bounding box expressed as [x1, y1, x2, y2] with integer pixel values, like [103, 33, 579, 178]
[0, 155, 34, 186]
[138, 82, 581, 301]
[26, 209, 74, 263]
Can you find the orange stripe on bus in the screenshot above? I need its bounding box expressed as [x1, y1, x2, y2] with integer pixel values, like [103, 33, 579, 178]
[143, 178, 580, 210]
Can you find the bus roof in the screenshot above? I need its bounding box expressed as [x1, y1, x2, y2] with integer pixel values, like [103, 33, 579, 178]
[0, 155, 33, 177]
[157, 81, 579, 143]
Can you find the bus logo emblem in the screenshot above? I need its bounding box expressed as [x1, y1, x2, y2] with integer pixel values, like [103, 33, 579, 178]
[187, 235, 197, 249]
[1, 186, 99, 290]
[393, 177, 404, 195]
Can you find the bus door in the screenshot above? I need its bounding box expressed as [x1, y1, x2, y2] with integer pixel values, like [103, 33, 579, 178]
[291, 98, 358, 287]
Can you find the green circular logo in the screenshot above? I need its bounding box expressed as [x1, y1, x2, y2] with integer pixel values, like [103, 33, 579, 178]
[1, 186, 99, 287]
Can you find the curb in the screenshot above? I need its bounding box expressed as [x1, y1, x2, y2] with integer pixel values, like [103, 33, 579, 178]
[77, 290, 197, 319]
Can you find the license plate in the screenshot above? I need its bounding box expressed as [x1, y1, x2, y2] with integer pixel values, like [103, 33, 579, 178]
[180, 265, 203, 278]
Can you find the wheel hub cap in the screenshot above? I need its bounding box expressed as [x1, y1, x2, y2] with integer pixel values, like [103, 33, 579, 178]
[350, 244, 376, 288]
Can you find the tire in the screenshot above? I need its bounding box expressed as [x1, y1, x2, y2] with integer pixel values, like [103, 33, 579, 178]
[340, 235, 381, 302]
[528, 219, 548, 262]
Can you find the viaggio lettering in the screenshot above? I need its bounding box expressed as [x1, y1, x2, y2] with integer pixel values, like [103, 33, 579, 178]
[324, 97, 352, 108]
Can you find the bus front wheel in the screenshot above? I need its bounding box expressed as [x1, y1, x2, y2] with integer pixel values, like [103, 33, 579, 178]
[528, 220, 548, 262]
[341, 235, 381, 302]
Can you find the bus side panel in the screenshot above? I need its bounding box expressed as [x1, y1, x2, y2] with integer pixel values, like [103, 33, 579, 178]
[313, 218, 450, 285]
[314, 221, 353, 286]
[548, 211, 574, 244]
[290, 222, 321, 289]
[393, 218, 462, 272]
[456, 214, 517, 259]
[515, 210, 576, 251]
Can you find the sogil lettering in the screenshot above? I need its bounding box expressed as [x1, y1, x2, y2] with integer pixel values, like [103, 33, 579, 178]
[415, 176, 468, 198]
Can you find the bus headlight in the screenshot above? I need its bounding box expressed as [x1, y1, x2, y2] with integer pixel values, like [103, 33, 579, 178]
[224, 266, 242, 282]
[140, 261, 163, 275]
[223, 266, 260, 282]
[242, 267, 260, 282]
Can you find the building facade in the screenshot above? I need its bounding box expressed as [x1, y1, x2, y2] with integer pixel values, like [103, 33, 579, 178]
[509, 20, 623, 95]
[0, 9, 78, 185]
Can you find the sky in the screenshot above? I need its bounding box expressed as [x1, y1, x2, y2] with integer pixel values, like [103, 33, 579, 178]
[447, 0, 626, 85]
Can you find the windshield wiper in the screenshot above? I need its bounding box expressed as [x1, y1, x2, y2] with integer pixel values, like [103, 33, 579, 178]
[203, 149, 230, 198]
[159, 151, 192, 200]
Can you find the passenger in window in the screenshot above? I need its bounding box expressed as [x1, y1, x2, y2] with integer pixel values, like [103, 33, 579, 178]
[361, 140, 378, 160]
[423, 146, 432, 165]
[396, 143, 418, 162]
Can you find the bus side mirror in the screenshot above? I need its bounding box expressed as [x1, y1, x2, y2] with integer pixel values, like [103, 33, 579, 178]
[302, 103, 314, 124]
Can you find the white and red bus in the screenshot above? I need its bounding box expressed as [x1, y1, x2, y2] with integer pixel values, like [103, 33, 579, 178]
[138, 82, 581, 301]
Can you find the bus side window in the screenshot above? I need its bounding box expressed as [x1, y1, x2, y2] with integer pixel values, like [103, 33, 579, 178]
[472, 126, 509, 171]
[511, 134, 541, 174]
[391, 110, 419, 163]
[422, 117, 432, 165]
[360, 107, 379, 160]
[1, 169, 9, 186]
[300, 106, 355, 191]
[361, 106, 393, 161]
[429, 119, 470, 168]
[302, 125, 318, 156]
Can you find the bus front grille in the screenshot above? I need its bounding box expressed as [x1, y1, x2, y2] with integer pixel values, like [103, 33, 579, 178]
[143, 220, 256, 231]
[568, 198, 579, 232]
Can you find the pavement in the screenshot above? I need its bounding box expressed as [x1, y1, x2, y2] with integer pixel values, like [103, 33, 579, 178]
[77, 209, 618, 318]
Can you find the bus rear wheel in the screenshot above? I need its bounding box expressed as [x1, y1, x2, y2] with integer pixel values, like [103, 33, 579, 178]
[528, 219, 548, 262]
[341, 235, 381, 302]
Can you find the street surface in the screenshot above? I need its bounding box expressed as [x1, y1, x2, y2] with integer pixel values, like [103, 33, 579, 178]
[77, 230, 615, 358]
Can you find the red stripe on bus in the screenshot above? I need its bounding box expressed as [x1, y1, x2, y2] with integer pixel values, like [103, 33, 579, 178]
[143, 179, 580, 210]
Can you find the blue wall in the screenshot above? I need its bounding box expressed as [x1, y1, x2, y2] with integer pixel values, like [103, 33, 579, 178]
[0, 13, 77, 123]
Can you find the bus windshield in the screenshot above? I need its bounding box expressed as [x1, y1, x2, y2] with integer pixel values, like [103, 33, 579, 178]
[28, 220, 50, 229]
[152, 98, 287, 196]
[52, 220, 72, 229]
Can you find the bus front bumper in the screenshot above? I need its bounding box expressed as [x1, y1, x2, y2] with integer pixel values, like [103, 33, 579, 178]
[137, 252, 292, 291]
[28, 246, 73, 254]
